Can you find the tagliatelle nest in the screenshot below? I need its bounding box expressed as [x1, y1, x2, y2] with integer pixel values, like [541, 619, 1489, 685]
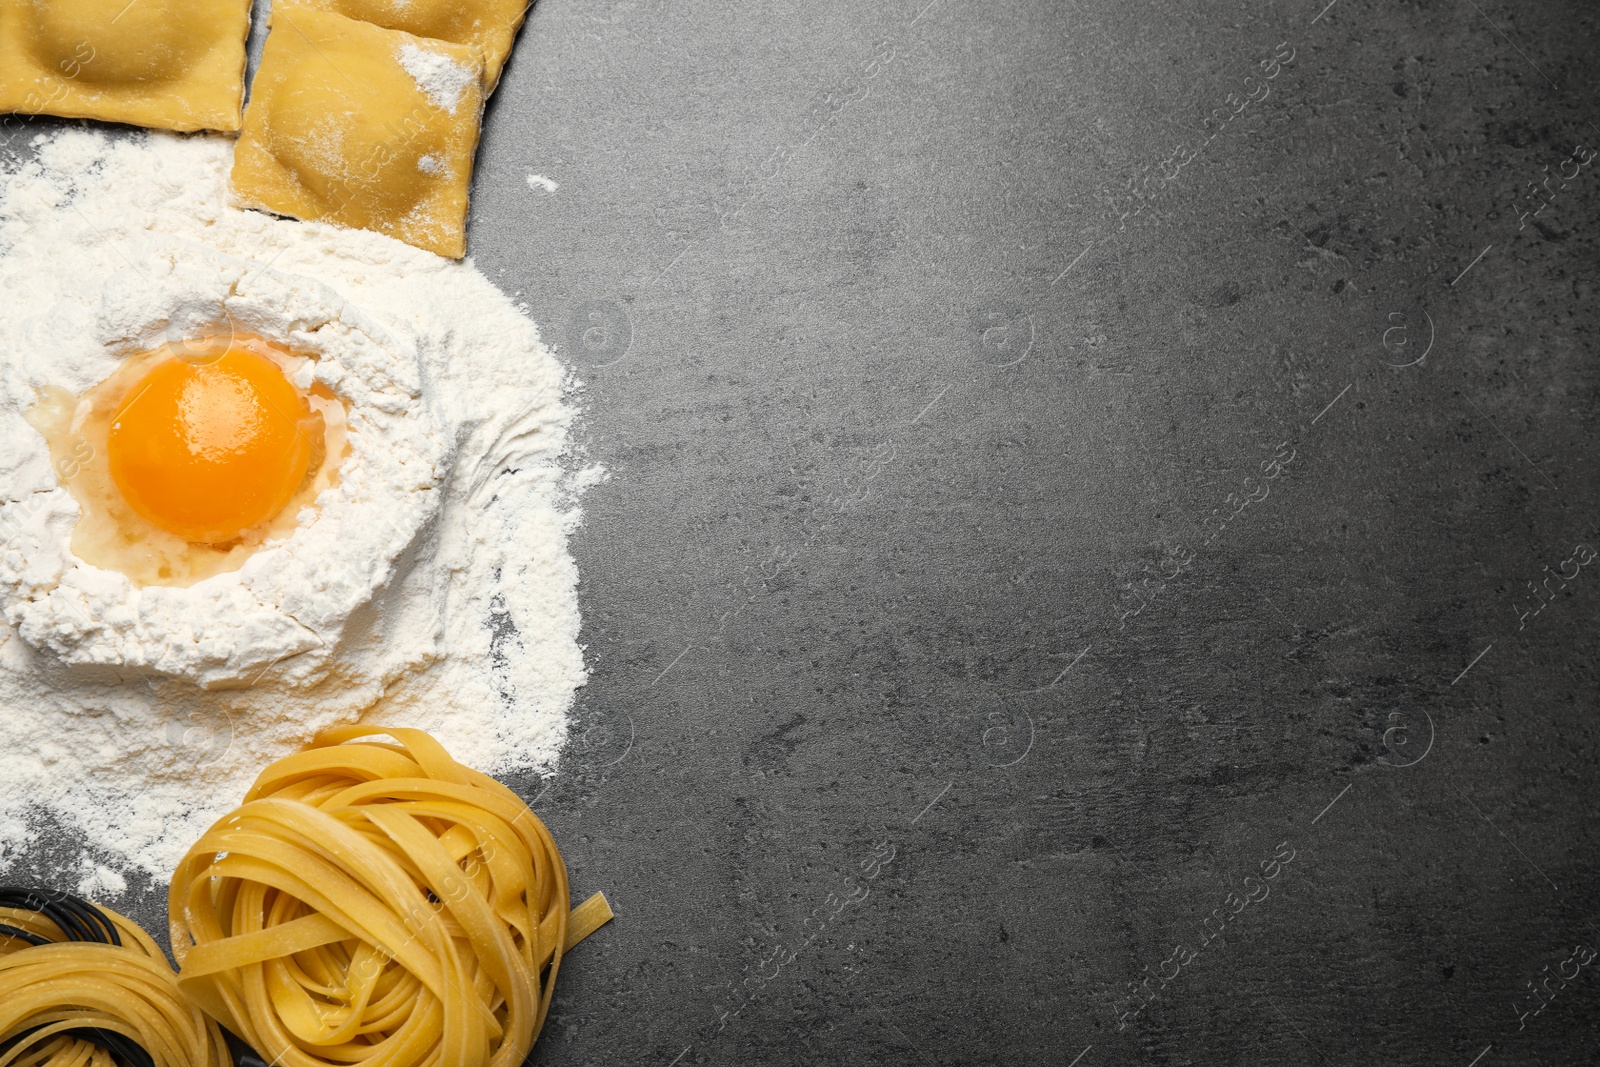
[168, 726, 612, 1067]
[0, 889, 229, 1067]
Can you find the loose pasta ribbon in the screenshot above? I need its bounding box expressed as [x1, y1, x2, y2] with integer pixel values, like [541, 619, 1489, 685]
[169, 726, 612, 1067]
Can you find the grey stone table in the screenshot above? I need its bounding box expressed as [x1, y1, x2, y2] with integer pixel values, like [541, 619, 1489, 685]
[10, 0, 1600, 1063]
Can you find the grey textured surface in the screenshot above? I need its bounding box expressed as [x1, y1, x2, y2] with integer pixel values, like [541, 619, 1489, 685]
[7, 0, 1600, 1064]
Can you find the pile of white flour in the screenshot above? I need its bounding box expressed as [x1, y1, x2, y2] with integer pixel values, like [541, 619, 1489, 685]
[0, 130, 588, 880]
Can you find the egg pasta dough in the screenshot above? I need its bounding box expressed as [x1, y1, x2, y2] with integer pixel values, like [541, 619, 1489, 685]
[0, 889, 228, 1067]
[169, 726, 612, 1067]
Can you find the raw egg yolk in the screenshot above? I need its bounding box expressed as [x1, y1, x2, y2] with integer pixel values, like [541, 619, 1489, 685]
[107, 348, 314, 544]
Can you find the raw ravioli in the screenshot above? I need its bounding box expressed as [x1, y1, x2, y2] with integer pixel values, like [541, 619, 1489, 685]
[289, 0, 532, 89]
[0, 0, 252, 132]
[231, 4, 487, 259]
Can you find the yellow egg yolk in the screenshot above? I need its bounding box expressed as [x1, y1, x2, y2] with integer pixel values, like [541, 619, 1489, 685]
[106, 347, 315, 544]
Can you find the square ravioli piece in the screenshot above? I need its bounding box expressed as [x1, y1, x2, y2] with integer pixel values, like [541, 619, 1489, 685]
[287, 0, 530, 90]
[0, 0, 252, 131]
[231, 4, 487, 259]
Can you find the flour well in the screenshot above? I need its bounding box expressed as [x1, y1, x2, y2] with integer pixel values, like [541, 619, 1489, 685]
[0, 130, 588, 878]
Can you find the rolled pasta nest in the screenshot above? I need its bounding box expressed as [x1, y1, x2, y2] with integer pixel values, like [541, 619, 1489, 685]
[0, 888, 229, 1067]
[169, 726, 612, 1067]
